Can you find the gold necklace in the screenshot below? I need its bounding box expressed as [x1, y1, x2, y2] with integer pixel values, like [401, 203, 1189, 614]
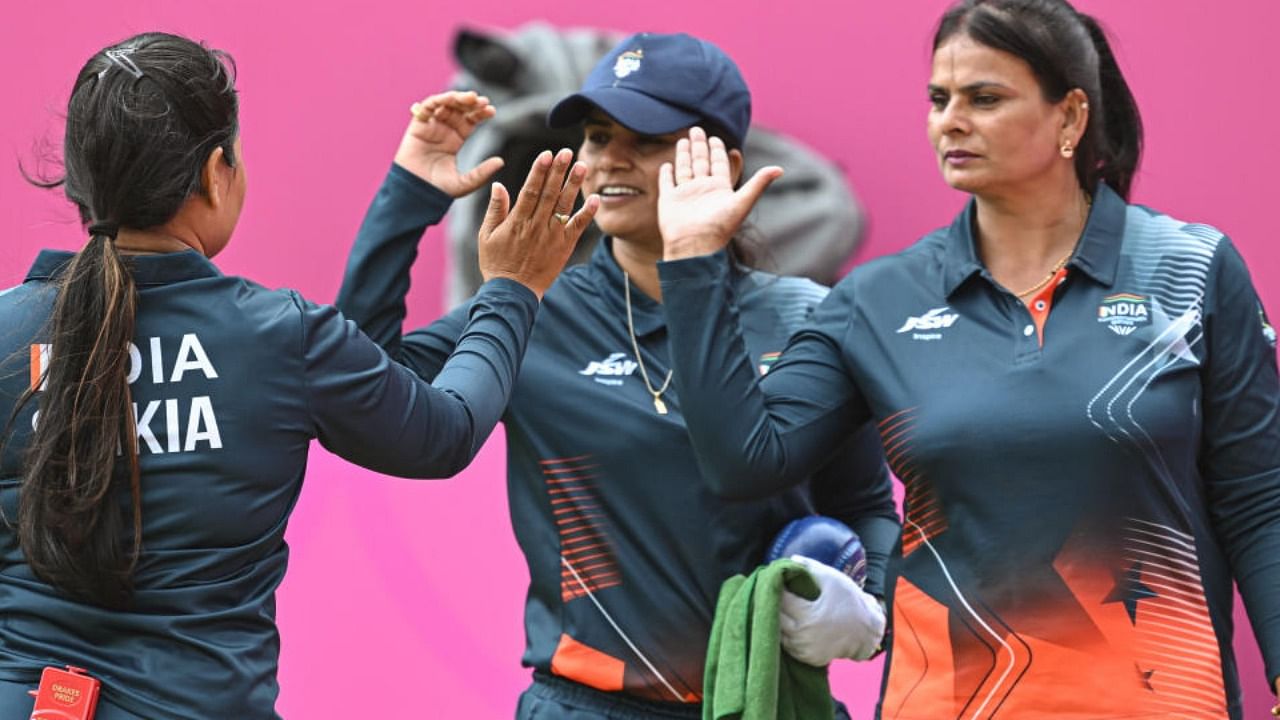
[1013, 252, 1073, 299]
[623, 272, 674, 415]
[1011, 192, 1092, 300]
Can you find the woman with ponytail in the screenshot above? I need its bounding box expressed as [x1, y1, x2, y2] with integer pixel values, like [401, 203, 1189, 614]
[0, 32, 595, 718]
[651, 0, 1280, 717]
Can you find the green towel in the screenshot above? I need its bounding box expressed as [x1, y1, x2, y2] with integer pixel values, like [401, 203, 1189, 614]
[703, 558, 836, 720]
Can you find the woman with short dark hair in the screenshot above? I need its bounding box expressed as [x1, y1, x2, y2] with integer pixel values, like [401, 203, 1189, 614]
[0, 31, 592, 718]
[655, 1, 1280, 717]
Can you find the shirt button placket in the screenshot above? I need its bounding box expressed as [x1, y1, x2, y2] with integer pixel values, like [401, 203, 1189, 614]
[1013, 299, 1040, 363]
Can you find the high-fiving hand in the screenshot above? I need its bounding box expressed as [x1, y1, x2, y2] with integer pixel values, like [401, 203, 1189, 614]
[478, 148, 599, 300]
[657, 126, 783, 260]
[395, 90, 504, 198]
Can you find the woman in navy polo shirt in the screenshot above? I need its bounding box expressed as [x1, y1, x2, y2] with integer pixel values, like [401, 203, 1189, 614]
[655, 1, 1280, 718]
[0, 32, 590, 719]
[338, 32, 897, 720]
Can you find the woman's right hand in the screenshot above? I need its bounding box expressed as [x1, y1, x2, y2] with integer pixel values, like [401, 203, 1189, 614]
[394, 90, 504, 198]
[477, 148, 599, 299]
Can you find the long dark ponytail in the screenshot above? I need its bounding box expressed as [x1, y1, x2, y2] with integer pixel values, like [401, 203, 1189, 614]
[933, 0, 1144, 200]
[13, 32, 238, 608]
[18, 227, 142, 607]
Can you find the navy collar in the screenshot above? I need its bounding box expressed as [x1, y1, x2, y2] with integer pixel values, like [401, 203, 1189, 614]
[942, 183, 1126, 299]
[589, 238, 668, 338]
[26, 249, 223, 287]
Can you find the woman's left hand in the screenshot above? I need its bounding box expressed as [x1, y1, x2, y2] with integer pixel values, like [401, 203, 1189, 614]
[657, 126, 782, 260]
[394, 90, 504, 198]
[1271, 677, 1279, 717]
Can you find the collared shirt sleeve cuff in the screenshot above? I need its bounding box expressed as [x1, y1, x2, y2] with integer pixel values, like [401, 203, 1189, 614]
[657, 248, 732, 287]
[386, 162, 455, 216]
[475, 276, 539, 309]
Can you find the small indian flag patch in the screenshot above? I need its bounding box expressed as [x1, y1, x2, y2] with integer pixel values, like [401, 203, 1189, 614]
[1260, 303, 1276, 348]
[30, 343, 50, 392]
[759, 351, 781, 376]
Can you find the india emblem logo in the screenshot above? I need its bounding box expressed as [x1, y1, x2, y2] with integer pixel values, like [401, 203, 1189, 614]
[614, 50, 643, 79]
[1097, 293, 1151, 336]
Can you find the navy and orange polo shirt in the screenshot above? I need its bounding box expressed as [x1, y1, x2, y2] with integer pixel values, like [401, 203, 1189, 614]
[336, 164, 898, 708]
[658, 183, 1280, 719]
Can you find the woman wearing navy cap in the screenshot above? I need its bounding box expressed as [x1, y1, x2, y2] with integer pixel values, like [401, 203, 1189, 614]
[0, 32, 590, 719]
[337, 32, 897, 719]
[655, 1, 1280, 718]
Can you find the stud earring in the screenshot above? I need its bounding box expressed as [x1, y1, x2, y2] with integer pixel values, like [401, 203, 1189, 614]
[1061, 141, 1075, 158]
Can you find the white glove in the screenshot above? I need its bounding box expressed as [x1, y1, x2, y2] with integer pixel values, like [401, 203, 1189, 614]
[780, 554, 886, 666]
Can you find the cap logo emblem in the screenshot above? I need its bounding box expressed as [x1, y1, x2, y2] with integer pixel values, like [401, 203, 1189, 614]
[613, 50, 643, 79]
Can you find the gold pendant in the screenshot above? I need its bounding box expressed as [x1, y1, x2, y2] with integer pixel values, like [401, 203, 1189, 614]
[653, 396, 668, 415]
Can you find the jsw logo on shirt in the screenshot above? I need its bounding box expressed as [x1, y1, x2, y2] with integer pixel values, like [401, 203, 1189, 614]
[896, 307, 960, 339]
[579, 352, 638, 386]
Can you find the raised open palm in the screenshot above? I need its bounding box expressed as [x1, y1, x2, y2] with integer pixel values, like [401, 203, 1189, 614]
[478, 148, 600, 299]
[658, 127, 783, 260]
[394, 90, 504, 198]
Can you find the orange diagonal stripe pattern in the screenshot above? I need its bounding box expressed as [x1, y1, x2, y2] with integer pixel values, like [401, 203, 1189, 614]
[543, 454, 621, 601]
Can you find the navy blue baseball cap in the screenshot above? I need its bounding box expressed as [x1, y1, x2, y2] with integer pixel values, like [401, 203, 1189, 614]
[547, 32, 751, 149]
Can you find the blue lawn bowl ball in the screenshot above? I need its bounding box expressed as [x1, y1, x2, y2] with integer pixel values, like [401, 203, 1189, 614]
[766, 516, 868, 588]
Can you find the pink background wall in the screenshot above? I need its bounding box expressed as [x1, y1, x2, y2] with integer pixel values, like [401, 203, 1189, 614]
[2, 1, 1275, 717]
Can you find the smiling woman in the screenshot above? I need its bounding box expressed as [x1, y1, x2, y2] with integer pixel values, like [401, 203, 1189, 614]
[575, 113, 689, 254]
[335, 31, 898, 720]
